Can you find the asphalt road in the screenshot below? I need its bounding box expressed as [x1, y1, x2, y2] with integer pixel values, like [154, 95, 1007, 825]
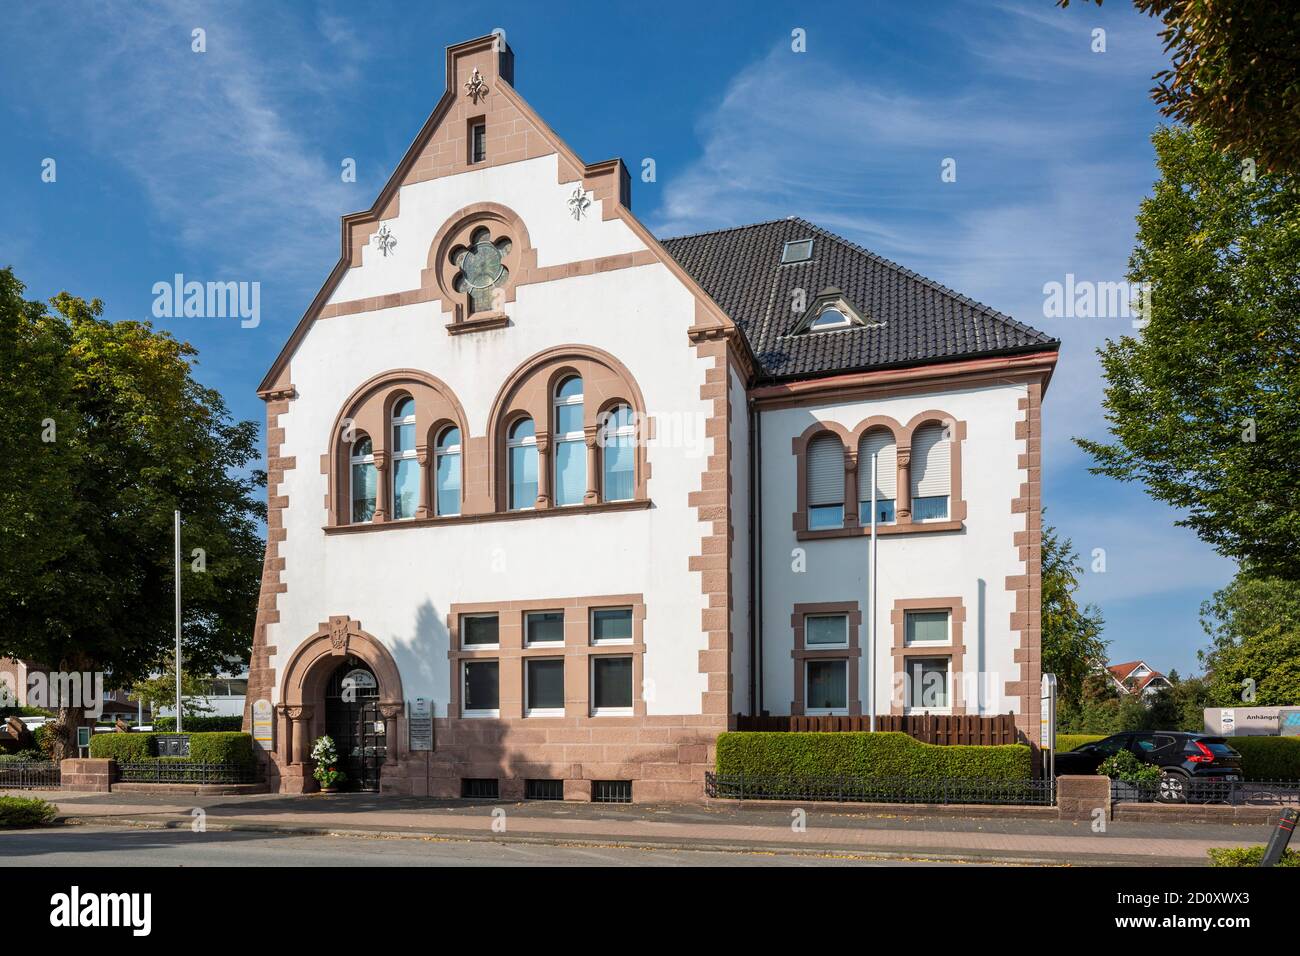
[0, 825, 962, 866]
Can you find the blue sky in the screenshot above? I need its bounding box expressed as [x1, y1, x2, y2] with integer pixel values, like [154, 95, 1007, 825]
[0, 0, 1234, 675]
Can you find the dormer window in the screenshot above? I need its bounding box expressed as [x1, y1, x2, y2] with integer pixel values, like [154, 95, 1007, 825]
[808, 308, 851, 331]
[781, 238, 814, 264]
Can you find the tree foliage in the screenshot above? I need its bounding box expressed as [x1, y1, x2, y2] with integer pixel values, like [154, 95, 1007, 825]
[1060, 1, 1300, 173]
[1040, 518, 1108, 709]
[0, 268, 264, 756]
[1199, 573, 1300, 706]
[1076, 125, 1300, 578]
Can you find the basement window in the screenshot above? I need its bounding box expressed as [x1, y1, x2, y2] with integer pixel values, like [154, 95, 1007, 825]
[781, 238, 814, 263]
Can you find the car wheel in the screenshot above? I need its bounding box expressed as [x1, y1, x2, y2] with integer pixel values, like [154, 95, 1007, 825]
[1157, 772, 1188, 804]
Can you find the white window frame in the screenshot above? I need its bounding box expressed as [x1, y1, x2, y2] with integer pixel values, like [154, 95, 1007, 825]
[589, 655, 634, 717]
[803, 613, 849, 650]
[553, 376, 585, 508]
[524, 610, 565, 647]
[590, 607, 634, 646]
[904, 609, 951, 647]
[600, 404, 636, 502]
[349, 435, 376, 523]
[524, 657, 566, 718]
[460, 613, 500, 651]
[809, 307, 851, 331]
[781, 238, 814, 264]
[461, 659, 500, 719]
[904, 657, 952, 714]
[390, 397, 419, 521]
[434, 425, 462, 517]
[804, 659, 849, 716]
[507, 417, 538, 511]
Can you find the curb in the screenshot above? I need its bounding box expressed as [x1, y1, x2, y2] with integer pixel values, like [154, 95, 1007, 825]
[53, 814, 1203, 867]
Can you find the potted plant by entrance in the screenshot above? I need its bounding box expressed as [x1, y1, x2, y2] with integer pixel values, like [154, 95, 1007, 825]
[311, 735, 346, 793]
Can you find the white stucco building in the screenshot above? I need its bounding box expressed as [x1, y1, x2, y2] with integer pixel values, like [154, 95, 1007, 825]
[245, 36, 1059, 799]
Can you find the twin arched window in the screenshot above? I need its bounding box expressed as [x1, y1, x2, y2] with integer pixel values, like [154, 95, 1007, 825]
[350, 435, 377, 523]
[553, 375, 585, 507]
[806, 434, 845, 530]
[858, 428, 897, 525]
[435, 426, 462, 517]
[507, 417, 539, 510]
[601, 404, 636, 502]
[391, 397, 419, 520]
[910, 423, 951, 521]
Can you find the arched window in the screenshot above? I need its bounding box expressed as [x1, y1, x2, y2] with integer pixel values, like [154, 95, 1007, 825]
[858, 429, 897, 525]
[553, 375, 584, 507]
[508, 417, 538, 511]
[390, 397, 418, 520]
[809, 308, 850, 331]
[435, 426, 462, 517]
[806, 433, 845, 530]
[350, 435, 377, 523]
[910, 423, 951, 521]
[601, 404, 636, 502]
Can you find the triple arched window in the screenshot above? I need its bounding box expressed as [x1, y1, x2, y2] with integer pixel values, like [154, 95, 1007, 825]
[796, 412, 964, 536]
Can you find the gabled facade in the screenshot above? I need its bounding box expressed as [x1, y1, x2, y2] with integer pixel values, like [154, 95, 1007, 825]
[245, 36, 1059, 799]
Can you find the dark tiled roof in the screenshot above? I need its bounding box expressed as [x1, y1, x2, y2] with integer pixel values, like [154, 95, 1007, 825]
[660, 217, 1058, 382]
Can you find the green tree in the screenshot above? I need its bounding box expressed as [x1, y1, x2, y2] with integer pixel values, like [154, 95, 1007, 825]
[125, 653, 215, 721]
[0, 269, 265, 758]
[1059, 1, 1300, 172]
[1040, 518, 1109, 710]
[1076, 125, 1300, 579]
[1199, 574, 1300, 706]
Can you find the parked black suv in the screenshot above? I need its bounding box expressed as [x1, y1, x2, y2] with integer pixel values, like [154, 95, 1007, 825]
[1053, 732, 1243, 801]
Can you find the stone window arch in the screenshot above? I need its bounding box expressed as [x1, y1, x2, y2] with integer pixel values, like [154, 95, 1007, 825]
[900, 410, 967, 524]
[486, 346, 648, 512]
[325, 370, 468, 526]
[424, 202, 539, 331]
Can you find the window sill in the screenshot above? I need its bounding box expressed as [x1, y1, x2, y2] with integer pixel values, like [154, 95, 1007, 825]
[446, 311, 509, 335]
[796, 519, 963, 541]
[326, 498, 651, 535]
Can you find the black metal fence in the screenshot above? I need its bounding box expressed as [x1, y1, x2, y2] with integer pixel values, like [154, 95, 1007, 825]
[116, 762, 255, 784]
[705, 772, 1056, 806]
[1110, 778, 1300, 807]
[0, 761, 61, 789]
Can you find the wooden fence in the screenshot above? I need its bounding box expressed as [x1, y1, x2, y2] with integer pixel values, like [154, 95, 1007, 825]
[732, 713, 1022, 746]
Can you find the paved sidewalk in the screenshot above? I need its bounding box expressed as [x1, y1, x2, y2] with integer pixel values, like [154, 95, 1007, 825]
[3, 789, 1268, 865]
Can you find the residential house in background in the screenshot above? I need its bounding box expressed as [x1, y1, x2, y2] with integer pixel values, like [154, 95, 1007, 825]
[1107, 660, 1172, 698]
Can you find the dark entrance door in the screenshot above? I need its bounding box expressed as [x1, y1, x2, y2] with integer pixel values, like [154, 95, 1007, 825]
[323, 658, 387, 791]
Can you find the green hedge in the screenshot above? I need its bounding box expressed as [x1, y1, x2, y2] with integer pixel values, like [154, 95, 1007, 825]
[1055, 734, 1105, 753]
[715, 732, 1032, 779]
[89, 732, 254, 769]
[1208, 845, 1299, 867]
[1224, 736, 1300, 781]
[153, 716, 244, 732]
[0, 796, 58, 828]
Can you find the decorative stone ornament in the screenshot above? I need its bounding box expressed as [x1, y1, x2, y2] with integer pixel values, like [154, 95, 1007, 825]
[464, 67, 488, 103]
[374, 224, 397, 257]
[567, 186, 592, 221]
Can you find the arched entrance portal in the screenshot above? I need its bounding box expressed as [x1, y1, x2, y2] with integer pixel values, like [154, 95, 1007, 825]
[324, 658, 387, 791]
[275, 616, 405, 794]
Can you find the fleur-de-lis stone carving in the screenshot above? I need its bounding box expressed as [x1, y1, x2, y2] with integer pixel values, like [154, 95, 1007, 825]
[465, 67, 488, 103]
[567, 187, 591, 221]
[374, 224, 397, 257]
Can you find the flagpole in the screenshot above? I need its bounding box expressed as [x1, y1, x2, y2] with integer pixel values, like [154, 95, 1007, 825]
[174, 509, 183, 734]
[869, 454, 878, 733]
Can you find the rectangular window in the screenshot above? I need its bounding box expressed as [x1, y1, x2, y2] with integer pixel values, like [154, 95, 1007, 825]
[351, 462, 376, 522]
[591, 608, 633, 644]
[781, 238, 814, 263]
[470, 122, 486, 163]
[554, 440, 585, 506]
[858, 499, 896, 525]
[525, 611, 564, 645]
[907, 658, 949, 710]
[804, 614, 848, 648]
[436, 452, 460, 516]
[905, 610, 950, 645]
[591, 656, 633, 715]
[912, 495, 949, 521]
[808, 504, 844, 530]
[603, 434, 634, 501]
[393, 458, 419, 520]
[462, 660, 500, 716]
[525, 659, 565, 716]
[805, 660, 848, 714]
[509, 444, 538, 510]
[461, 614, 499, 648]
